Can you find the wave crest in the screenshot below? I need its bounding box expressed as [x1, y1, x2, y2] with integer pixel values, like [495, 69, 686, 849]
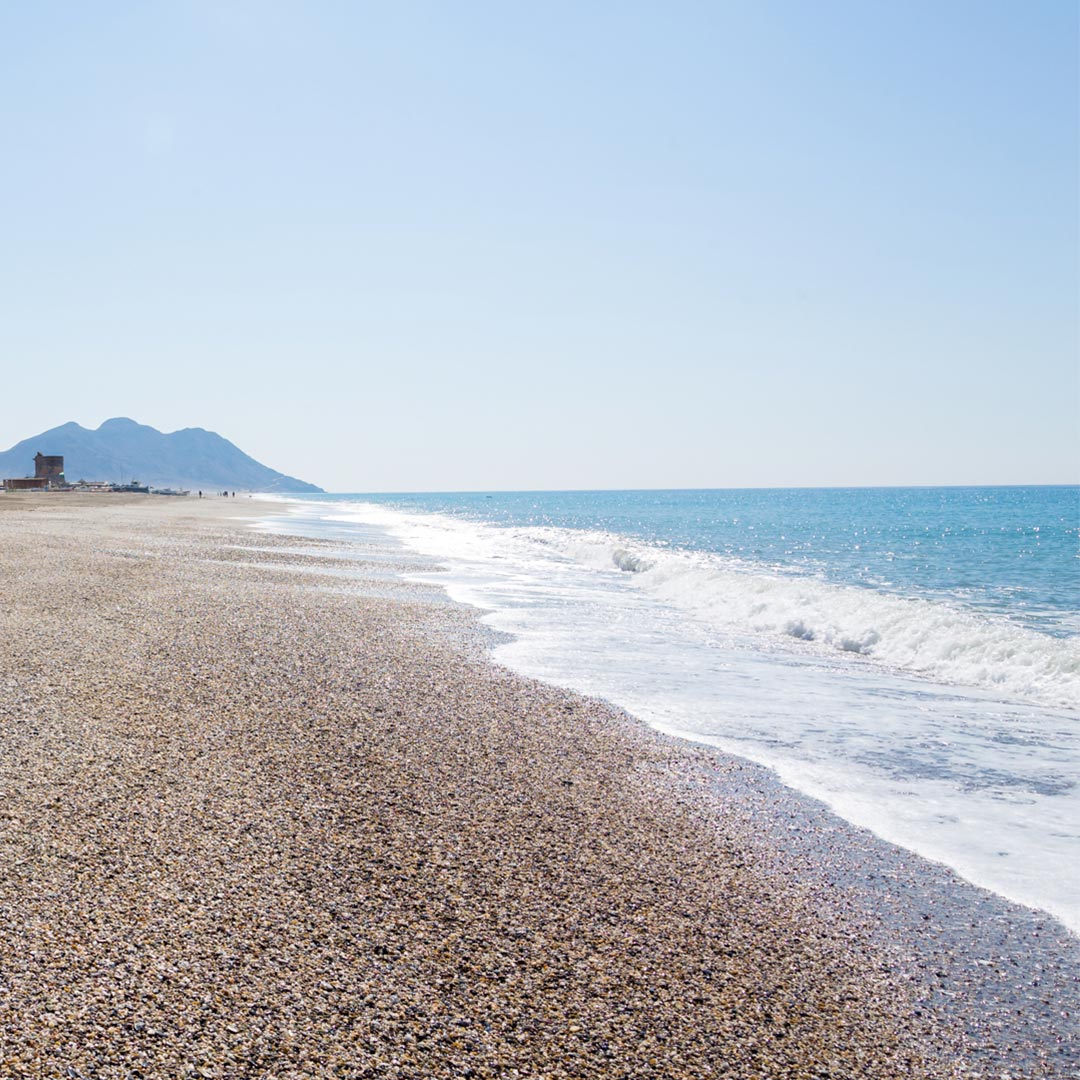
[325, 503, 1080, 712]
[611, 547, 653, 573]
[552, 533, 1080, 710]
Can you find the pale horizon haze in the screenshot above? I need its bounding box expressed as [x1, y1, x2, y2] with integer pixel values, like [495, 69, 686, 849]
[1, 2, 1076, 493]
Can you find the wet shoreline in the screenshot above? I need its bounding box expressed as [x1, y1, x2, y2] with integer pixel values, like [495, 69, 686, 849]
[0, 494, 1073, 1076]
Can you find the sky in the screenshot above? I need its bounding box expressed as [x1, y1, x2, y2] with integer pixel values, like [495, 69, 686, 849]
[0, 1, 1076, 492]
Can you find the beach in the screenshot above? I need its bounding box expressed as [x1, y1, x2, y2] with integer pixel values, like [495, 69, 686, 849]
[0, 495, 1075, 1078]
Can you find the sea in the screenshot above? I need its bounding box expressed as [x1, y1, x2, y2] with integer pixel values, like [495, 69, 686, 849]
[258, 486, 1080, 936]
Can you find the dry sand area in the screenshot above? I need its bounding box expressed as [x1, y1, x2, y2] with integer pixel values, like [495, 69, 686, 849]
[0, 494, 1067, 1077]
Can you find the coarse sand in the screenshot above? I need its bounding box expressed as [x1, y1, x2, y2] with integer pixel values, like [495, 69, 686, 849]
[0, 494, 1074, 1078]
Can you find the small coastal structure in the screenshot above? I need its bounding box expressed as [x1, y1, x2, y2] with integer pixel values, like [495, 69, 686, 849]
[3, 476, 48, 491]
[34, 453, 65, 483]
[3, 452, 65, 491]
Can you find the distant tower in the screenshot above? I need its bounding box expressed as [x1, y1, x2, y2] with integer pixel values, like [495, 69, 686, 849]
[34, 453, 65, 483]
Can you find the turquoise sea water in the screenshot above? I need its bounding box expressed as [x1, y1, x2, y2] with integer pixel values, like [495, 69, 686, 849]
[261, 486, 1080, 933]
[342, 485, 1078, 633]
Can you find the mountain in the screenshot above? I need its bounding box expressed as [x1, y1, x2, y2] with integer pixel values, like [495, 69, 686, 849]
[0, 418, 323, 493]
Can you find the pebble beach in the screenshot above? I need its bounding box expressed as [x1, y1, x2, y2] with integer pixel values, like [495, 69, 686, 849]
[0, 494, 1076, 1078]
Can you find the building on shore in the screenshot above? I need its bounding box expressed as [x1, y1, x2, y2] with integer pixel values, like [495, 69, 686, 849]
[34, 453, 65, 483]
[3, 453, 66, 491]
[2, 477, 49, 491]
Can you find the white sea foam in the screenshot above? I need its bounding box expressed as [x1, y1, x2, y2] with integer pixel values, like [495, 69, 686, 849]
[555, 531, 1080, 711]
[265, 498, 1080, 934]
[325, 502, 1080, 711]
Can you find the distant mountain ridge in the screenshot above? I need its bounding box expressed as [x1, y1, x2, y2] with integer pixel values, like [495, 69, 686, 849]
[0, 418, 322, 493]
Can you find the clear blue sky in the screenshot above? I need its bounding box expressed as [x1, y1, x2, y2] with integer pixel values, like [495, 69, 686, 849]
[1, 1, 1076, 492]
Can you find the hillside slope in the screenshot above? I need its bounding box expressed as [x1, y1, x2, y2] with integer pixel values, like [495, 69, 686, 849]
[0, 418, 322, 493]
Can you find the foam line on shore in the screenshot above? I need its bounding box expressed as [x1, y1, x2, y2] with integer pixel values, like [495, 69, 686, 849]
[0, 494, 1074, 1076]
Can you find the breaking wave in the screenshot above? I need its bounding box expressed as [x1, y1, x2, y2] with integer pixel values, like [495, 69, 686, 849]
[556, 531, 1080, 710]
[266, 494, 1080, 933]
[317, 502, 1079, 712]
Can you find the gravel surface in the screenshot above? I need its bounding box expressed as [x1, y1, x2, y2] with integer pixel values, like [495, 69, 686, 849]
[0, 494, 1071, 1078]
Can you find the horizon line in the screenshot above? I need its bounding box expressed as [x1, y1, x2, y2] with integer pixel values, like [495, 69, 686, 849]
[312, 481, 1080, 496]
